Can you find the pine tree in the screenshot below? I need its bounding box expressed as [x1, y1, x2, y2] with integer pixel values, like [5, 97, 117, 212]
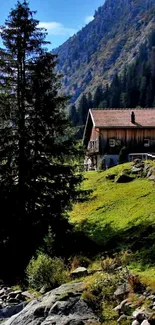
[69, 104, 79, 126]
[26, 52, 82, 257]
[93, 85, 103, 108]
[78, 94, 89, 125]
[0, 1, 82, 280]
[87, 92, 93, 109]
[109, 73, 121, 108]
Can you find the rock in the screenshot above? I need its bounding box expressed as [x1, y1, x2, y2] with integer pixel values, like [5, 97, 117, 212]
[149, 175, 155, 181]
[132, 320, 140, 325]
[115, 174, 134, 183]
[6, 298, 20, 304]
[147, 167, 155, 180]
[114, 299, 129, 312]
[147, 295, 155, 301]
[105, 174, 116, 181]
[117, 314, 128, 323]
[114, 305, 121, 312]
[132, 166, 143, 174]
[0, 302, 27, 319]
[1, 282, 99, 325]
[0, 289, 5, 297]
[120, 299, 129, 308]
[21, 291, 36, 299]
[67, 321, 84, 325]
[143, 164, 150, 175]
[133, 310, 146, 321]
[1, 295, 7, 301]
[114, 283, 130, 297]
[15, 293, 25, 301]
[71, 267, 88, 279]
[141, 321, 150, 325]
[133, 159, 142, 164]
[8, 291, 22, 299]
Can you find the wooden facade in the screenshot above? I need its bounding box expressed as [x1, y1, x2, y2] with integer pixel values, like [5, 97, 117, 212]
[83, 109, 155, 169]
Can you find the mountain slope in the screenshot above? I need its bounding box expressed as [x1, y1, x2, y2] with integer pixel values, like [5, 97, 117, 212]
[53, 0, 155, 103]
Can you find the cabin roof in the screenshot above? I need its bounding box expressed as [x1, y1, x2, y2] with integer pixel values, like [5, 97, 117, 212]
[89, 109, 155, 128]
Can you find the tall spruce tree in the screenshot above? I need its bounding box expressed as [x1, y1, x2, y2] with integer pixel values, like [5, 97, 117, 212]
[0, 1, 82, 280]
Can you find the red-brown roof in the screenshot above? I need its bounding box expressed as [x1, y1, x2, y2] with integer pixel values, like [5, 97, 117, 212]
[90, 109, 155, 128]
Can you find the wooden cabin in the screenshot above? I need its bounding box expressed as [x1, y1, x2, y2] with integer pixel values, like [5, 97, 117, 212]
[83, 109, 155, 169]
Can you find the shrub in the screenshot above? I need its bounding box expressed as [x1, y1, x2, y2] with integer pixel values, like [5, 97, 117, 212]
[70, 255, 91, 270]
[26, 252, 67, 290]
[101, 251, 133, 273]
[101, 257, 117, 272]
[118, 250, 133, 267]
[128, 274, 145, 294]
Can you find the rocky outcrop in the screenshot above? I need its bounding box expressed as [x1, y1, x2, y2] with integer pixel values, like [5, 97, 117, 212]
[0, 285, 31, 322]
[1, 282, 100, 325]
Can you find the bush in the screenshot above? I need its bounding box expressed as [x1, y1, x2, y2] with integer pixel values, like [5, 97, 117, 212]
[70, 255, 91, 270]
[26, 252, 67, 290]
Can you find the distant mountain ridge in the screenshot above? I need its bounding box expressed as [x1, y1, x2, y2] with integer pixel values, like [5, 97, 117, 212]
[53, 0, 155, 104]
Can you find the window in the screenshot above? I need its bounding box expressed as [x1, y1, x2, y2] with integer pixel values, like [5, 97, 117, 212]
[109, 139, 116, 147]
[88, 140, 98, 150]
[144, 139, 150, 147]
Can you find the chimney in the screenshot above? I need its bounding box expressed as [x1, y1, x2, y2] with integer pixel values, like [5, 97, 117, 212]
[131, 111, 135, 124]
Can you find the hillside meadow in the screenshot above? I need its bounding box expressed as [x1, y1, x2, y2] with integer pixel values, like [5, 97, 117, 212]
[69, 162, 155, 266]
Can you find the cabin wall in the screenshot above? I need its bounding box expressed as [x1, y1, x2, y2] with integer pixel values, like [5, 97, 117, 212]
[99, 128, 155, 154]
[90, 127, 99, 141]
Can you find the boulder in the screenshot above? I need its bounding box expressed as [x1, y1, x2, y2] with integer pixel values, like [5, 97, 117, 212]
[71, 267, 88, 280]
[133, 159, 142, 164]
[1, 282, 99, 325]
[132, 320, 140, 325]
[141, 321, 150, 325]
[147, 167, 155, 180]
[115, 174, 134, 183]
[0, 301, 27, 319]
[114, 283, 130, 297]
[133, 310, 146, 321]
[132, 166, 143, 174]
[149, 175, 155, 181]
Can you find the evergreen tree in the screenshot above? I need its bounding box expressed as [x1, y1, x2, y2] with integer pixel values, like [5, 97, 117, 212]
[69, 104, 79, 126]
[77, 94, 89, 126]
[93, 84, 103, 108]
[109, 73, 121, 107]
[87, 92, 93, 109]
[0, 1, 82, 280]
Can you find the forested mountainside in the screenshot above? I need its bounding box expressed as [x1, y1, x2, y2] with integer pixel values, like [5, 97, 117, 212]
[53, 0, 155, 104]
[69, 29, 155, 137]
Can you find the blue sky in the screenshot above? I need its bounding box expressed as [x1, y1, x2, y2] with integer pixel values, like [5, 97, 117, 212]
[0, 0, 104, 49]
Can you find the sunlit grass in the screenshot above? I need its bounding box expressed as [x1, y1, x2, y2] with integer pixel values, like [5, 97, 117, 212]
[69, 162, 155, 246]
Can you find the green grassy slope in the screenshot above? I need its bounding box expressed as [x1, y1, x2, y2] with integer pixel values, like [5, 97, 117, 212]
[69, 163, 155, 261]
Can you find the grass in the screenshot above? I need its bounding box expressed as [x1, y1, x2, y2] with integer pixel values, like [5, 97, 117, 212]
[66, 160, 155, 325]
[69, 162, 155, 254]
